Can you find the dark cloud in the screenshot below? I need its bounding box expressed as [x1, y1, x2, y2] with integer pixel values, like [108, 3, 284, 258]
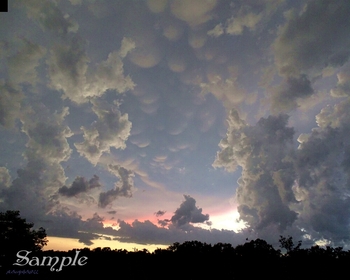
[154, 210, 166, 217]
[42, 210, 117, 246]
[58, 175, 101, 197]
[98, 165, 134, 208]
[270, 74, 314, 112]
[170, 195, 210, 228]
[115, 219, 246, 246]
[109, 195, 249, 246]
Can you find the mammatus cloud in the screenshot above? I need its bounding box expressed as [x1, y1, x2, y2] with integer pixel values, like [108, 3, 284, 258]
[171, 0, 218, 27]
[75, 100, 132, 165]
[98, 165, 135, 208]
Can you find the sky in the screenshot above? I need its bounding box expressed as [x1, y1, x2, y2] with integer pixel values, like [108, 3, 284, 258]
[1, 0, 350, 251]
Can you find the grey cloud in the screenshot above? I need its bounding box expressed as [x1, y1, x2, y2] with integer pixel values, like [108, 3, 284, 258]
[21, 0, 78, 35]
[0, 81, 24, 128]
[331, 65, 350, 97]
[43, 210, 117, 246]
[207, 1, 283, 37]
[48, 33, 135, 104]
[146, 0, 167, 14]
[294, 99, 350, 242]
[8, 38, 46, 86]
[214, 109, 297, 231]
[274, 0, 350, 77]
[0, 167, 11, 191]
[98, 165, 135, 208]
[115, 219, 246, 246]
[154, 210, 166, 217]
[171, 0, 218, 27]
[22, 107, 73, 163]
[47, 35, 89, 104]
[58, 175, 101, 197]
[270, 74, 314, 113]
[225, 12, 262, 35]
[0, 158, 64, 224]
[74, 100, 132, 165]
[0, 104, 72, 228]
[158, 219, 170, 227]
[115, 195, 216, 245]
[170, 195, 209, 228]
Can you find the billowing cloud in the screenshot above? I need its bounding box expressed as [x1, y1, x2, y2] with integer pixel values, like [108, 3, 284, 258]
[213, 109, 297, 231]
[0, 104, 73, 222]
[59, 175, 101, 197]
[294, 99, 350, 242]
[98, 165, 135, 208]
[47, 36, 89, 104]
[274, 0, 350, 77]
[48, 36, 135, 104]
[75, 100, 132, 165]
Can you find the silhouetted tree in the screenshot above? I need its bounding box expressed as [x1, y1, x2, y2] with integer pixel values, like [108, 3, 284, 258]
[279, 235, 302, 255]
[0, 210, 47, 266]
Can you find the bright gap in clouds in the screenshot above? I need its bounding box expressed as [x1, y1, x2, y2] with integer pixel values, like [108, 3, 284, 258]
[209, 210, 247, 232]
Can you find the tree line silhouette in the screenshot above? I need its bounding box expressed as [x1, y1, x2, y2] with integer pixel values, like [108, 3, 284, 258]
[0, 210, 347, 279]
